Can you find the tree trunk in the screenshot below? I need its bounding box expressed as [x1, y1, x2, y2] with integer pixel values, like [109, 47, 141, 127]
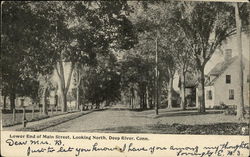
[60, 90, 67, 112]
[235, 3, 245, 120]
[76, 86, 80, 110]
[131, 87, 134, 109]
[155, 33, 159, 115]
[146, 86, 150, 109]
[158, 78, 162, 109]
[42, 87, 48, 115]
[75, 67, 83, 111]
[142, 93, 145, 109]
[168, 76, 173, 108]
[140, 93, 143, 109]
[3, 95, 7, 110]
[197, 67, 206, 113]
[96, 102, 100, 109]
[55, 62, 75, 113]
[129, 95, 132, 108]
[10, 92, 15, 111]
[131, 96, 133, 109]
[142, 84, 147, 109]
[180, 70, 186, 110]
[155, 76, 159, 114]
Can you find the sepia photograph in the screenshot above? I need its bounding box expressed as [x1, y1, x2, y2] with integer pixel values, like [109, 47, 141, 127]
[1, 0, 249, 136]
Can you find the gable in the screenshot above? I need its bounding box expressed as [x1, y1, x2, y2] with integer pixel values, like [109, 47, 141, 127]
[205, 56, 249, 86]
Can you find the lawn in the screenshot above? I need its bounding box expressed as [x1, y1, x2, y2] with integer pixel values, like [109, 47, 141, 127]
[1, 107, 77, 127]
[91, 122, 249, 135]
[88, 108, 250, 135]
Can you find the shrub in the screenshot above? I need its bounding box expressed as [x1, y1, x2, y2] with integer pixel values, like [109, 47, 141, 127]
[213, 102, 228, 110]
[244, 106, 250, 116]
[224, 107, 237, 115]
[213, 105, 221, 109]
[219, 102, 228, 109]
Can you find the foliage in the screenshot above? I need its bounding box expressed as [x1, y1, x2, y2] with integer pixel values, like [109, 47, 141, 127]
[81, 53, 122, 106]
[172, 2, 239, 67]
[1, 2, 56, 107]
[169, 2, 248, 112]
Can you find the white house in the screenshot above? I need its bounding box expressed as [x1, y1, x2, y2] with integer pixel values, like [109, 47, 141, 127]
[204, 49, 249, 108]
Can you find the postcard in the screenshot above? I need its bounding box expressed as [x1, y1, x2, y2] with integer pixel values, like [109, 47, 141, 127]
[1, 0, 249, 156]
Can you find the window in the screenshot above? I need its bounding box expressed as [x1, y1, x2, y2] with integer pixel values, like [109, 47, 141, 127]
[229, 89, 234, 100]
[206, 90, 212, 100]
[226, 75, 231, 84]
[247, 74, 250, 83]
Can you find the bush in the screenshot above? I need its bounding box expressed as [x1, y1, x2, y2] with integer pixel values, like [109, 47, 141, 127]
[213, 105, 221, 109]
[213, 102, 228, 110]
[244, 107, 250, 116]
[224, 107, 237, 115]
[219, 102, 228, 109]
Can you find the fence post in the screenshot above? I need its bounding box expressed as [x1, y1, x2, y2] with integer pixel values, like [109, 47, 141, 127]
[39, 104, 42, 115]
[55, 94, 58, 113]
[22, 107, 27, 128]
[51, 105, 53, 115]
[32, 105, 34, 120]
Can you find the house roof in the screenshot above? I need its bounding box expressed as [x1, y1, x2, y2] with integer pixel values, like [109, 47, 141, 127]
[205, 56, 238, 86]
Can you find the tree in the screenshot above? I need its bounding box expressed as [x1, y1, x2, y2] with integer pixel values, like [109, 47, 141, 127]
[120, 50, 155, 110]
[80, 53, 121, 109]
[37, 75, 56, 115]
[28, 1, 136, 112]
[234, 2, 249, 120]
[161, 32, 194, 110]
[172, 2, 237, 113]
[130, 1, 177, 114]
[73, 64, 89, 110]
[1, 1, 56, 110]
[160, 53, 177, 109]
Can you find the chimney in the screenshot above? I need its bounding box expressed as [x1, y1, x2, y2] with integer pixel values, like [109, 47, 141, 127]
[224, 49, 232, 62]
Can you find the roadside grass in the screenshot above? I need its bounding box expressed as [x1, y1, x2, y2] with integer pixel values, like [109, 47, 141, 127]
[89, 122, 249, 135]
[16, 111, 94, 132]
[12, 109, 105, 132]
[147, 122, 249, 135]
[88, 108, 249, 135]
[1, 110, 79, 127]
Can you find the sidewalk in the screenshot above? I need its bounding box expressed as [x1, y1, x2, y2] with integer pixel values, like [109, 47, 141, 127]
[2, 110, 94, 131]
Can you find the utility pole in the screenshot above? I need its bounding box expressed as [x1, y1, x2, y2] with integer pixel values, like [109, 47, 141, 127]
[155, 32, 159, 115]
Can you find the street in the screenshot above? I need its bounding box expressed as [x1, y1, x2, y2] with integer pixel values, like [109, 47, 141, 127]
[44, 105, 153, 132]
[43, 104, 248, 133]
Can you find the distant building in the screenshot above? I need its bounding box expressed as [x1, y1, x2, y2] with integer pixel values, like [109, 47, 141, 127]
[204, 49, 249, 108]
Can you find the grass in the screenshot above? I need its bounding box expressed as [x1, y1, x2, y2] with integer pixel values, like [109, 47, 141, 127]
[15, 109, 105, 132]
[148, 122, 249, 135]
[1, 109, 79, 127]
[90, 123, 249, 135]
[85, 108, 249, 135]
[17, 111, 93, 131]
